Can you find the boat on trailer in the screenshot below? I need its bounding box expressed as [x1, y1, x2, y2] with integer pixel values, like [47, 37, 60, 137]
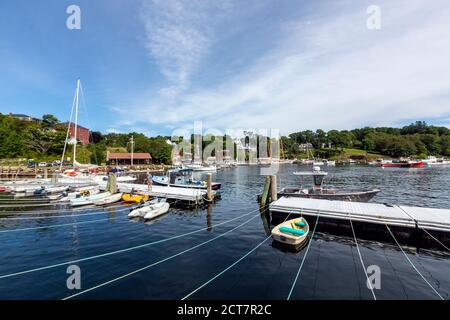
[152, 168, 221, 190]
[271, 217, 309, 247]
[278, 167, 380, 202]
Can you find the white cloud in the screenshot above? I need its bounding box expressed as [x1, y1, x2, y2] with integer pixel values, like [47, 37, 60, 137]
[140, 0, 230, 98]
[114, 0, 450, 134]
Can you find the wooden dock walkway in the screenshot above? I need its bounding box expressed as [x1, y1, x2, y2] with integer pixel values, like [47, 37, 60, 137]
[269, 197, 450, 232]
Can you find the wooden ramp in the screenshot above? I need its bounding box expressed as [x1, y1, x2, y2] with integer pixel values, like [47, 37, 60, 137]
[269, 197, 450, 232]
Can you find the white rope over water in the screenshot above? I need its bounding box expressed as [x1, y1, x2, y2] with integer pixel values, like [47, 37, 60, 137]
[385, 224, 444, 300]
[0, 207, 129, 221]
[181, 212, 294, 300]
[286, 213, 320, 300]
[62, 208, 267, 300]
[0, 217, 116, 234]
[347, 201, 377, 300]
[0, 205, 268, 280]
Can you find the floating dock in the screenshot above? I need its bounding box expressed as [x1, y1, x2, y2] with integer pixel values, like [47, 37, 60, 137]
[99, 181, 214, 205]
[269, 197, 450, 232]
[269, 197, 450, 250]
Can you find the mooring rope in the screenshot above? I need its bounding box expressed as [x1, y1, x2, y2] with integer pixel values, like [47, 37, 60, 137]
[286, 213, 320, 300]
[385, 224, 444, 300]
[181, 211, 293, 300]
[397, 205, 449, 252]
[0, 205, 268, 281]
[348, 201, 377, 300]
[0, 214, 128, 234]
[420, 228, 449, 251]
[0, 203, 129, 216]
[62, 208, 266, 300]
[0, 209, 123, 221]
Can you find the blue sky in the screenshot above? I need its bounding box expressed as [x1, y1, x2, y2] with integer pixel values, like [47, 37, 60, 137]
[1, 0, 450, 136]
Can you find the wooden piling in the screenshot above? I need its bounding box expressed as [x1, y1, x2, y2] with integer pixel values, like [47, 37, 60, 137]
[44, 168, 48, 179]
[270, 175, 278, 202]
[107, 174, 117, 194]
[206, 173, 213, 201]
[260, 176, 271, 207]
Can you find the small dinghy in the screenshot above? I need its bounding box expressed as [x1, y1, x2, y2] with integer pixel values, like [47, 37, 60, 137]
[128, 198, 169, 219]
[70, 192, 111, 207]
[93, 192, 123, 206]
[122, 193, 149, 203]
[271, 217, 309, 247]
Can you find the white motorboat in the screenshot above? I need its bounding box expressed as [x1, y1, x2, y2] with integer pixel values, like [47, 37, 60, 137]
[422, 156, 450, 166]
[93, 192, 123, 206]
[70, 192, 111, 207]
[325, 160, 336, 166]
[184, 164, 217, 172]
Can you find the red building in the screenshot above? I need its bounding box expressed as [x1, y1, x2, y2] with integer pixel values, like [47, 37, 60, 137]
[65, 122, 90, 145]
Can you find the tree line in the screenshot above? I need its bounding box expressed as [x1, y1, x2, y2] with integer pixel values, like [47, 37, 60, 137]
[287, 121, 450, 158]
[1, 113, 449, 163]
[0, 113, 172, 164]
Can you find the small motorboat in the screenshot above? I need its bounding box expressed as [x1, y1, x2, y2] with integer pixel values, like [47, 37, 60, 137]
[70, 192, 111, 207]
[271, 217, 309, 247]
[33, 185, 69, 196]
[381, 160, 425, 168]
[0, 186, 6, 193]
[276, 167, 380, 202]
[55, 186, 100, 202]
[184, 164, 217, 172]
[128, 198, 169, 219]
[122, 193, 149, 203]
[93, 192, 123, 206]
[152, 168, 221, 190]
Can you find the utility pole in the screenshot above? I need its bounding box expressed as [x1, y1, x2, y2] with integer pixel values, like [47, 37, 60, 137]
[130, 135, 134, 167]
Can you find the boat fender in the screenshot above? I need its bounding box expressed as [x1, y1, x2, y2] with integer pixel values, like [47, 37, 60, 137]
[295, 221, 306, 227]
[280, 227, 305, 236]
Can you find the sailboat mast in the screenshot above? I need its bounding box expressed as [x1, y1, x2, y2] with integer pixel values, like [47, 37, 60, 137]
[73, 78, 80, 168]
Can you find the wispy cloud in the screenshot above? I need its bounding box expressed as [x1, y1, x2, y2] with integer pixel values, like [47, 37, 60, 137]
[113, 0, 450, 134]
[140, 0, 230, 98]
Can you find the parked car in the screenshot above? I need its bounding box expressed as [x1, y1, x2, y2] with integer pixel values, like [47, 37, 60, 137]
[27, 161, 36, 168]
[51, 160, 61, 166]
[38, 162, 47, 167]
[62, 161, 72, 166]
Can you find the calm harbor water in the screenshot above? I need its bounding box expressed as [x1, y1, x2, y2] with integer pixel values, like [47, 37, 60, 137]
[0, 164, 449, 300]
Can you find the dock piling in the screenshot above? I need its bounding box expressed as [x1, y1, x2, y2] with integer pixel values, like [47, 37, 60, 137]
[207, 173, 213, 202]
[260, 176, 271, 207]
[270, 175, 277, 202]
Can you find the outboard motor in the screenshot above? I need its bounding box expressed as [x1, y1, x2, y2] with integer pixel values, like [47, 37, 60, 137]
[34, 186, 46, 197]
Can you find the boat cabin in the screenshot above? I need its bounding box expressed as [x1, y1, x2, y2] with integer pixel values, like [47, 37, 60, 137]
[293, 167, 328, 190]
[168, 168, 195, 185]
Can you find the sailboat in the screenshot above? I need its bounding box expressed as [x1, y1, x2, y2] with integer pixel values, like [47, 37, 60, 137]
[58, 79, 99, 183]
[58, 79, 134, 184]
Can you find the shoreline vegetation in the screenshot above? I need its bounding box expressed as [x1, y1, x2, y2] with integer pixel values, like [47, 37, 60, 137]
[1, 113, 449, 165]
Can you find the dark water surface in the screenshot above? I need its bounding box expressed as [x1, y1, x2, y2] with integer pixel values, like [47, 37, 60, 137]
[0, 164, 449, 300]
